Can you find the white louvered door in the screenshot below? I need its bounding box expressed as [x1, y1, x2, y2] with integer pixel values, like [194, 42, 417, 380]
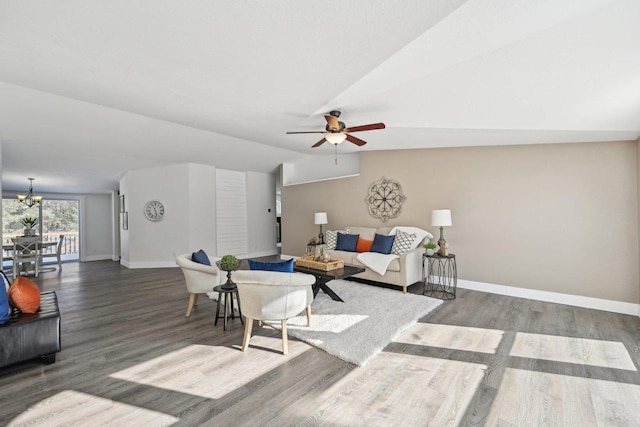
[216, 169, 248, 257]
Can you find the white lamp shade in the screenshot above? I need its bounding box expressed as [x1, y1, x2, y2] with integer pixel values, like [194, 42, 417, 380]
[325, 133, 347, 145]
[314, 212, 328, 225]
[431, 209, 452, 227]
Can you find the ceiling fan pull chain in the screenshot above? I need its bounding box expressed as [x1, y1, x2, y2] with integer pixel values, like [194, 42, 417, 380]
[335, 144, 338, 165]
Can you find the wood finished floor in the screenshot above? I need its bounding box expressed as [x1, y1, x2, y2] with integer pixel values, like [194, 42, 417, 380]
[1, 260, 639, 426]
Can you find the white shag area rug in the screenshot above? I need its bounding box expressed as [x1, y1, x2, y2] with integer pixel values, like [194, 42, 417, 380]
[266, 280, 443, 366]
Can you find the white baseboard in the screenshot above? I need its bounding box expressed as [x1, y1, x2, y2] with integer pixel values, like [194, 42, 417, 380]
[121, 260, 176, 269]
[83, 254, 113, 262]
[457, 279, 640, 317]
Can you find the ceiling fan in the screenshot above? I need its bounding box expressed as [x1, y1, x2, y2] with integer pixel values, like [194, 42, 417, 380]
[286, 110, 385, 148]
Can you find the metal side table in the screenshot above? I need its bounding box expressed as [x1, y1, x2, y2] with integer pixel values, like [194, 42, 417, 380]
[213, 285, 244, 331]
[423, 253, 457, 300]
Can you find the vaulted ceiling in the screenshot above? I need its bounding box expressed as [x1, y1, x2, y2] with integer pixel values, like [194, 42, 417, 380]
[1, 0, 638, 193]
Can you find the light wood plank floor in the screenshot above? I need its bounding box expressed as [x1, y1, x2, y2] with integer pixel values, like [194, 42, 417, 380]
[1, 260, 639, 426]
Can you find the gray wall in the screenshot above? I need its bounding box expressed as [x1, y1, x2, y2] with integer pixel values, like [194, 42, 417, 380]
[282, 141, 639, 304]
[82, 194, 113, 261]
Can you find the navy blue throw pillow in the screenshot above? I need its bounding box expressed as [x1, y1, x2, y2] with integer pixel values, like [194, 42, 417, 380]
[0, 271, 10, 324]
[191, 249, 211, 266]
[248, 258, 294, 272]
[335, 233, 359, 252]
[370, 234, 395, 254]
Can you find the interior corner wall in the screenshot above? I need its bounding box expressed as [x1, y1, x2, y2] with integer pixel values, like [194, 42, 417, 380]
[246, 171, 277, 258]
[282, 141, 640, 305]
[120, 163, 191, 268]
[637, 137, 640, 308]
[0, 142, 3, 245]
[82, 194, 113, 261]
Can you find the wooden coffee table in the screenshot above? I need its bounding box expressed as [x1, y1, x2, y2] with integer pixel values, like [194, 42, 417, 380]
[293, 264, 365, 302]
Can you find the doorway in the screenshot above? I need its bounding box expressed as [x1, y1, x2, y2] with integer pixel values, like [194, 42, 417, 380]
[2, 198, 80, 269]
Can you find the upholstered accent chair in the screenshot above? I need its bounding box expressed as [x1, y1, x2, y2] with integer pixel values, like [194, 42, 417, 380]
[233, 270, 315, 355]
[175, 253, 222, 317]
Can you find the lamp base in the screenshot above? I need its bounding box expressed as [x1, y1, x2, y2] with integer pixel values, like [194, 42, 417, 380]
[437, 226, 448, 256]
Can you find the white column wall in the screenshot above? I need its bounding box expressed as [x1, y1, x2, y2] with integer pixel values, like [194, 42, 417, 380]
[120, 163, 277, 268]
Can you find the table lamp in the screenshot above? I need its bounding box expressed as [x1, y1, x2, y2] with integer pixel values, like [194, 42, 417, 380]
[431, 209, 452, 255]
[314, 212, 328, 244]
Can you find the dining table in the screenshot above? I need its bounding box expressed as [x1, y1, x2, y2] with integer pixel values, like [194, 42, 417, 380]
[3, 239, 60, 274]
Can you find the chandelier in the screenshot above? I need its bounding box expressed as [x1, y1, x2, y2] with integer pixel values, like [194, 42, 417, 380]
[17, 178, 43, 208]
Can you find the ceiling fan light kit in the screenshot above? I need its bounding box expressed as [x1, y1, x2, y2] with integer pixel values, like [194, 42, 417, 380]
[286, 110, 386, 149]
[325, 133, 347, 145]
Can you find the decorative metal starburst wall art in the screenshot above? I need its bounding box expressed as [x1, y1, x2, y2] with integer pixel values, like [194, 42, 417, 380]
[365, 177, 406, 222]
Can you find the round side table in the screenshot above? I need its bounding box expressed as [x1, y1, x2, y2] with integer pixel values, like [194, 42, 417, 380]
[213, 285, 244, 331]
[423, 253, 457, 300]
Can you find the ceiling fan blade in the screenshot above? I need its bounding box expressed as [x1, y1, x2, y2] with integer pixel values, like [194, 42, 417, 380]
[344, 123, 386, 133]
[286, 130, 325, 134]
[312, 138, 327, 148]
[324, 114, 340, 131]
[346, 134, 367, 146]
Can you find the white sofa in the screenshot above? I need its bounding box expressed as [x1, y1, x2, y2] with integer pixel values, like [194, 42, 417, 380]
[324, 226, 433, 294]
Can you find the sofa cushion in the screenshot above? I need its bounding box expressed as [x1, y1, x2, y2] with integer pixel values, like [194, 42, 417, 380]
[391, 230, 417, 255]
[370, 234, 395, 254]
[356, 238, 373, 253]
[325, 249, 358, 265]
[336, 233, 359, 252]
[248, 258, 294, 272]
[191, 249, 211, 266]
[9, 277, 41, 314]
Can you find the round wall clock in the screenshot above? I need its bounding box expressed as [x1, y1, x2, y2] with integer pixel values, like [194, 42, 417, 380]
[144, 200, 166, 222]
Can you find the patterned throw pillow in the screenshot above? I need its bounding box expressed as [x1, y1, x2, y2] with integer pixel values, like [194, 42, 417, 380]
[325, 230, 338, 250]
[391, 230, 417, 255]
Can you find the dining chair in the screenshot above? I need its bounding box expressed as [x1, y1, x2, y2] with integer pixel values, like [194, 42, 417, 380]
[40, 235, 64, 270]
[12, 237, 41, 278]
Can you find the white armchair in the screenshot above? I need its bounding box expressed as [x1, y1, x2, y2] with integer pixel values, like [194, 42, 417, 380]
[232, 270, 315, 355]
[175, 253, 222, 318]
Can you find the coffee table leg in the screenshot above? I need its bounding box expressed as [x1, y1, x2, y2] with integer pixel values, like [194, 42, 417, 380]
[319, 282, 344, 302]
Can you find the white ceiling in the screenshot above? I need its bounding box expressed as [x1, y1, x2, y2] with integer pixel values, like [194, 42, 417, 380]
[1, 0, 638, 193]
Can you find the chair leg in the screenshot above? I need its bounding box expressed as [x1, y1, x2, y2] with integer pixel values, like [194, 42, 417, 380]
[306, 305, 312, 327]
[403, 286, 407, 294]
[281, 319, 288, 355]
[193, 293, 199, 307]
[185, 293, 197, 317]
[242, 317, 253, 352]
